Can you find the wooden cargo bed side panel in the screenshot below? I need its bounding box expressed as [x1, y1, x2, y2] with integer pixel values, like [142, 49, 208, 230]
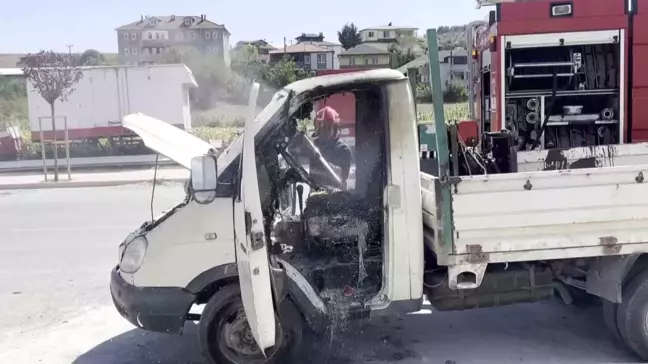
[452, 166, 648, 255]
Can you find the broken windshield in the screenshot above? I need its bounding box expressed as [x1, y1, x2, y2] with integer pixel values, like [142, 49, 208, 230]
[216, 89, 289, 175]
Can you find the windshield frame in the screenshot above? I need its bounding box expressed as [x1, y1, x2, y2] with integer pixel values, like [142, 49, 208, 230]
[216, 89, 290, 178]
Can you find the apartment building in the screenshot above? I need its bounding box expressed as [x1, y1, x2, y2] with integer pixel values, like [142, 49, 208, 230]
[269, 43, 335, 70]
[270, 33, 342, 70]
[338, 44, 390, 69]
[359, 25, 418, 42]
[115, 14, 230, 66]
[397, 48, 470, 91]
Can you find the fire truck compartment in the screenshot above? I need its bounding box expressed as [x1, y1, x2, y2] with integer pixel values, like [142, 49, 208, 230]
[502, 30, 624, 150]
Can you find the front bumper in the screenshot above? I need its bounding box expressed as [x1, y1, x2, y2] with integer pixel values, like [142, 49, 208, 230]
[110, 267, 195, 334]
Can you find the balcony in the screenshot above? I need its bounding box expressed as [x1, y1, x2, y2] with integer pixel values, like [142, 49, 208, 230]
[295, 62, 312, 70]
[141, 38, 169, 47]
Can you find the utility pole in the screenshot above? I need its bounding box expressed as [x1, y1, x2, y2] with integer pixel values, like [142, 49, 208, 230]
[66, 44, 74, 64]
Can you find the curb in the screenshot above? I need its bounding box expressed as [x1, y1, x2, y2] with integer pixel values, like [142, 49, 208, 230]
[0, 178, 187, 190]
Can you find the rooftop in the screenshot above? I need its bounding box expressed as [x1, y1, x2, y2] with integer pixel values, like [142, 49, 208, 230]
[270, 43, 334, 54]
[396, 48, 470, 73]
[116, 15, 230, 35]
[234, 40, 277, 50]
[360, 25, 418, 32]
[340, 43, 389, 56]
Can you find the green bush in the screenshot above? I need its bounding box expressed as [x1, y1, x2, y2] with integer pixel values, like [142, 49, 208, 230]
[443, 81, 469, 103]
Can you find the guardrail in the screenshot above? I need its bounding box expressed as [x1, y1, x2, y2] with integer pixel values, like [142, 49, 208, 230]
[0, 155, 176, 173]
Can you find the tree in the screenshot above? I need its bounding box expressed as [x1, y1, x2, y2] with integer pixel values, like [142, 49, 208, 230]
[389, 45, 417, 68]
[79, 49, 105, 66]
[337, 23, 362, 50]
[21, 50, 83, 181]
[265, 55, 314, 89]
[231, 45, 268, 82]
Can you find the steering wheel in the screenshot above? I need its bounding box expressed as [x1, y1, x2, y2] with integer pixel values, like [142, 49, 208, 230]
[298, 132, 344, 190]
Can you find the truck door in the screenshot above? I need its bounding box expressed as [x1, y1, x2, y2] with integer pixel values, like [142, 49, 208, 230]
[234, 82, 277, 353]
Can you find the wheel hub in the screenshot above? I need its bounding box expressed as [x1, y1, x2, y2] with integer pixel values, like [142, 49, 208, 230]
[223, 311, 262, 356]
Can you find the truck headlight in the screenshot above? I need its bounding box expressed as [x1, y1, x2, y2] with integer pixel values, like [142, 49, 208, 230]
[119, 236, 148, 273]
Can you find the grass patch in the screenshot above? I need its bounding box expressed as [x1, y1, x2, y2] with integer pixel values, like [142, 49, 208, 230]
[190, 102, 472, 145]
[417, 102, 470, 123]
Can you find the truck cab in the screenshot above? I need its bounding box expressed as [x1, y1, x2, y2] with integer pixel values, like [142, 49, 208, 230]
[110, 69, 424, 364]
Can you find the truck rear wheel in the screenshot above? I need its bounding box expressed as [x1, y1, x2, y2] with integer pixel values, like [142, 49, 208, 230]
[198, 284, 303, 364]
[617, 270, 648, 360]
[601, 300, 623, 342]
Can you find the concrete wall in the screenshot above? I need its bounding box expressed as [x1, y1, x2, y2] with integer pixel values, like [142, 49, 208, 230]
[339, 54, 390, 69]
[308, 52, 334, 69]
[27, 64, 196, 138]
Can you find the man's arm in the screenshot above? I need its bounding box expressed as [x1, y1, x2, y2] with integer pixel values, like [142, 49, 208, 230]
[336, 145, 352, 182]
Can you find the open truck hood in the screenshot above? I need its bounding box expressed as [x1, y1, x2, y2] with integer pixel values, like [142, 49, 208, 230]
[122, 113, 215, 169]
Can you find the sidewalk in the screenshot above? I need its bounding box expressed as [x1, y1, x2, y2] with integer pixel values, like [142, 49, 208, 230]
[0, 167, 189, 190]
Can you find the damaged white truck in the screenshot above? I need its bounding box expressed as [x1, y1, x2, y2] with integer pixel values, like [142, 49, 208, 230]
[111, 30, 648, 364]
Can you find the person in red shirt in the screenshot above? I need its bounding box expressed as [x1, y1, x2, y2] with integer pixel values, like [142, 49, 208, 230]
[309, 106, 352, 188]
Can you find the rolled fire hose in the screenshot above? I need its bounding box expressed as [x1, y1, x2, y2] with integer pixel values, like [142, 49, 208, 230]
[601, 108, 614, 120]
[527, 98, 539, 111]
[526, 112, 539, 124]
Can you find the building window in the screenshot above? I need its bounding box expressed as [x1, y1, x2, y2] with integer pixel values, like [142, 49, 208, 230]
[368, 31, 375, 38]
[212, 31, 218, 39]
[372, 57, 379, 65]
[304, 55, 310, 63]
[123, 33, 128, 40]
[184, 18, 192, 26]
[349, 58, 355, 65]
[148, 33, 153, 39]
[205, 32, 211, 39]
[317, 54, 326, 63]
[452, 56, 468, 65]
[132, 48, 138, 55]
[364, 58, 369, 65]
[452, 71, 466, 80]
[131, 33, 137, 40]
[156, 32, 161, 39]
[124, 48, 130, 55]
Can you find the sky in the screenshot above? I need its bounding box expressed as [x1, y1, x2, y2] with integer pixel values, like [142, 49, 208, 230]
[0, 0, 490, 54]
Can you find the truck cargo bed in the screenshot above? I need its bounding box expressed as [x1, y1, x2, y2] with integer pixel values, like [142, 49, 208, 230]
[422, 163, 648, 265]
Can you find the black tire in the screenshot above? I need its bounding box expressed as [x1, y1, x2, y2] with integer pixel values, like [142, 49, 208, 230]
[198, 284, 304, 364]
[602, 299, 623, 342]
[617, 270, 648, 360]
[567, 286, 602, 307]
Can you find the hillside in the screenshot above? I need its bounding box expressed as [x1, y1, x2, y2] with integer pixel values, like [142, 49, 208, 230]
[437, 25, 469, 50]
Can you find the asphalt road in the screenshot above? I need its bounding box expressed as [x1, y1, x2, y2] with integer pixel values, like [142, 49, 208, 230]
[0, 184, 641, 364]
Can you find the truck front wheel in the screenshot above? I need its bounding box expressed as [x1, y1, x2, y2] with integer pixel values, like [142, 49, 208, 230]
[617, 270, 648, 360]
[198, 284, 304, 364]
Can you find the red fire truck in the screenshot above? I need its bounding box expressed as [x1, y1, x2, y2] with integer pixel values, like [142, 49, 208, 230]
[470, 0, 645, 151]
[314, 69, 361, 148]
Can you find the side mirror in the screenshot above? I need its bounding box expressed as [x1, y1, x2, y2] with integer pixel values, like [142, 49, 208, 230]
[190, 155, 218, 204]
